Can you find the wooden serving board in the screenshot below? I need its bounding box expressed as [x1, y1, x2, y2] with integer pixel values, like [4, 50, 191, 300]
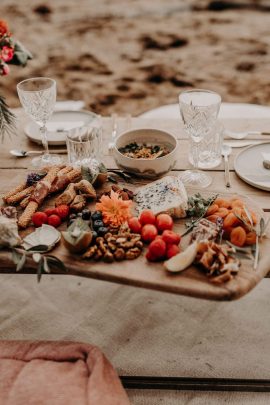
[0, 187, 269, 302]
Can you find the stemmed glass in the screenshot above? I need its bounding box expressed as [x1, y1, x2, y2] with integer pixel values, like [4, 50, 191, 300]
[179, 89, 221, 188]
[17, 77, 62, 168]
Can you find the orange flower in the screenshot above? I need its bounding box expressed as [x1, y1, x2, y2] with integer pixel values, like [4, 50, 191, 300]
[0, 20, 8, 37]
[96, 190, 133, 227]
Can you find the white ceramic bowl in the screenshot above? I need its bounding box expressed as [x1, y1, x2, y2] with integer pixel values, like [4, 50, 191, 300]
[113, 128, 178, 178]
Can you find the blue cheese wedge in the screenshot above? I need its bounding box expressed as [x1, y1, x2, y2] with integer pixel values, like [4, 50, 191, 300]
[134, 176, 188, 218]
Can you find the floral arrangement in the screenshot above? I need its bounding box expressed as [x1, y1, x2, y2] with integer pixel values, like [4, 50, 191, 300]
[0, 19, 32, 140]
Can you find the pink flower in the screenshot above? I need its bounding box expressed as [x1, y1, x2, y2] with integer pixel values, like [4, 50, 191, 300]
[1, 63, 10, 76]
[1, 46, 14, 62]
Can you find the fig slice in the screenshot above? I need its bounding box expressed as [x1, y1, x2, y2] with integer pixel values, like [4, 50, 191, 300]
[164, 242, 198, 273]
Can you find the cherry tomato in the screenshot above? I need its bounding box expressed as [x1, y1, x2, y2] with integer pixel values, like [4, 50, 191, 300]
[139, 210, 156, 225]
[166, 244, 180, 259]
[148, 238, 166, 259]
[128, 217, 142, 234]
[156, 213, 173, 232]
[141, 224, 158, 243]
[162, 230, 181, 245]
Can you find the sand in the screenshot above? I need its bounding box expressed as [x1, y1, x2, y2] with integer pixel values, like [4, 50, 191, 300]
[1, 0, 270, 116]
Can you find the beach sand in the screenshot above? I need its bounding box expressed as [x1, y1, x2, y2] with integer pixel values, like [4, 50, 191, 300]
[1, 0, 270, 116]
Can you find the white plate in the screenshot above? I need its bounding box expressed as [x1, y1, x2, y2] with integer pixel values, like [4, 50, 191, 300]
[234, 142, 270, 191]
[24, 110, 98, 145]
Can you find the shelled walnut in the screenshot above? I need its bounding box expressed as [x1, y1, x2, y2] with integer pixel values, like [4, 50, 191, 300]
[82, 230, 143, 262]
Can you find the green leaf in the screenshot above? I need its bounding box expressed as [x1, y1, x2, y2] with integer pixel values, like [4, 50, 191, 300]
[43, 256, 51, 274]
[46, 255, 67, 272]
[81, 165, 98, 184]
[16, 253, 26, 272]
[37, 260, 43, 283]
[27, 244, 49, 253]
[11, 249, 22, 265]
[32, 253, 42, 263]
[0, 95, 16, 142]
[98, 162, 107, 174]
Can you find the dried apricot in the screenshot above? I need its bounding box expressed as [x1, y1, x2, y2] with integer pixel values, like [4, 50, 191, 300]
[206, 204, 219, 216]
[231, 199, 245, 209]
[223, 212, 240, 228]
[223, 226, 233, 240]
[245, 231, 257, 245]
[230, 226, 246, 247]
[216, 207, 229, 218]
[214, 198, 231, 209]
[206, 214, 220, 223]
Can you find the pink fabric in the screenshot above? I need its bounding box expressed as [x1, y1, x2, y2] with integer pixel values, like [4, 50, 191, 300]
[0, 340, 130, 405]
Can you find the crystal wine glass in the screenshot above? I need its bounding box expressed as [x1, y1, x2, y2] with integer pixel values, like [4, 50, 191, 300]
[17, 77, 62, 168]
[179, 89, 221, 188]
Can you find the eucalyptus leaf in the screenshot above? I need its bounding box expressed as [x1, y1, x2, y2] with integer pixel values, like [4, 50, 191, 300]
[16, 253, 26, 272]
[46, 255, 67, 272]
[81, 165, 98, 184]
[11, 249, 22, 265]
[32, 253, 42, 263]
[43, 256, 51, 274]
[37, 259, 43, 283]
[27, 244, 49, 253]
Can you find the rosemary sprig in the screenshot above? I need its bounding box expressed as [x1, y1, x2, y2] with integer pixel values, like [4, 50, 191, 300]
[0, 95, 16, 142]
[181, 193, 218, 237]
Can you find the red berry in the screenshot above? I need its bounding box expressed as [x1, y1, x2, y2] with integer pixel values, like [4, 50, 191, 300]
[156, 213, 173, 232]
[166, 244, 180, 259]
[141, 224, 158, 243]
[146, 249, 157, 262]
[128, 217, 142, 234]
[47, 214, 62, 228]
[55, 204, 70, 219]
[148, 238, 166, 259]
[44, 208, 57, 216]
[32, 212, 48, 227]
[162, 230, 181, 245]
[139, 210, 156, 226]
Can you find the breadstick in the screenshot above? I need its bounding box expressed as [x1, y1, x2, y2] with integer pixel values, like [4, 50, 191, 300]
[18, 201, 39, 229]
[5, 186, 34, 205]
[2, 182, 27, 203]
[20, 195, 31, 209]
[18, 166, 61, 228]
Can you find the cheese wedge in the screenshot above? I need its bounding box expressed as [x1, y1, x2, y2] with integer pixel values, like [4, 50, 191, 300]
[134, 176, 188, 218]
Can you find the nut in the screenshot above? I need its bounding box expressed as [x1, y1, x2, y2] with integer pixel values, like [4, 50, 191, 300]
[104, 233, 113, 241]
[96, 237, 104, 245]
[135, 241, 144, 250]
[103, 251, 114, 263]
[114, 248, 125, 261]
[122, 241, 136, 249]
[83, 245, 97, 259]
[93, 248, 103, 261]
[125, 247, 142, 260]
[116, 237, 127, 244]
[108, 242, 117, 251]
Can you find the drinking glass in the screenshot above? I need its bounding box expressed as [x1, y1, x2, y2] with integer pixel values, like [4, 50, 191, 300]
[179, 89, 221, 188]
[66, 115, 102, 168]
[17, 77, 62, 168]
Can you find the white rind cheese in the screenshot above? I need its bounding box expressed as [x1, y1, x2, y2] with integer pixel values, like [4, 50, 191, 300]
[134, 176, 188, 218]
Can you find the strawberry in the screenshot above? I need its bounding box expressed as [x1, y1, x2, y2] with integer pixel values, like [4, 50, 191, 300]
[166, 244, 180, 259]
[47, 214, 62, 228]
[44, 208, 57, 216]
[32, 212, 48, 227]
[55, 205, 70, 219]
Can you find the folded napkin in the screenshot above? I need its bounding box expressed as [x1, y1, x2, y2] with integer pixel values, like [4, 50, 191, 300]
[0, 340, 130, 405]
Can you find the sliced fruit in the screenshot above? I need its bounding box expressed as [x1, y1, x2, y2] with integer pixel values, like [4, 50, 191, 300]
[164, 242, 198, 273]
